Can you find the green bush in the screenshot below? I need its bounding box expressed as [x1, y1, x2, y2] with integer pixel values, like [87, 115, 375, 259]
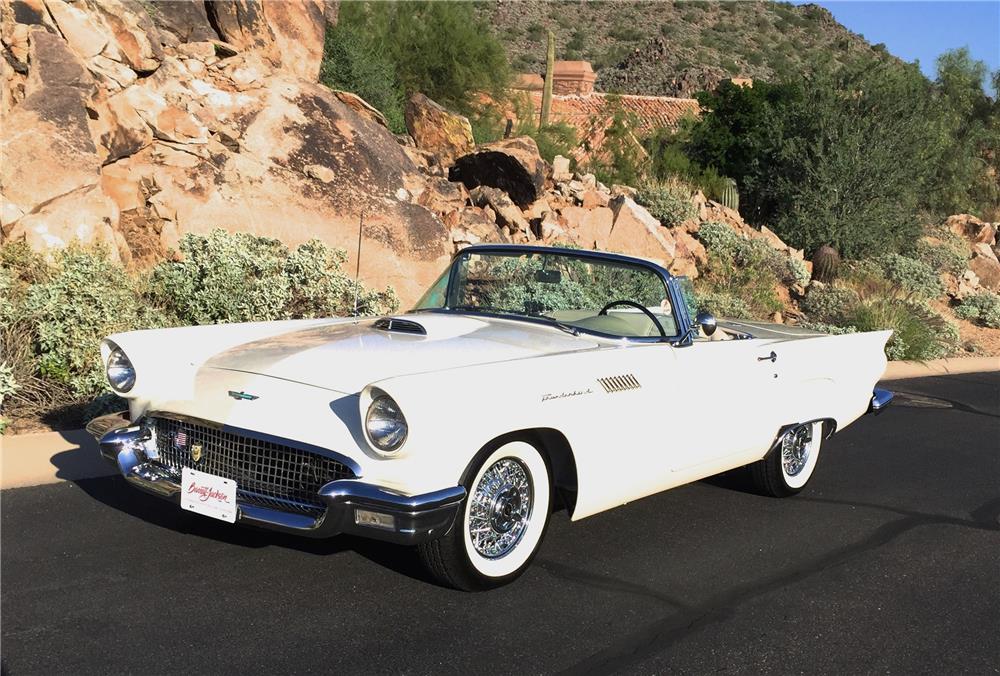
[694, 291, 753, 319]
[0, 361, 15, 434]
[335, 2, 510, 115]
[875, 253, 944, 298]
[636, 180, 697, 227]
[955, 291, 1000, 328]
[847, 297, 958, 361]
[800, 285, 860, 324]
[320, 23, 406, 133]
[149, 231, 398, 325]
[21, 246, 161, 398]
[913, 238, 968, 275]
[797, 322, 858, 336]
[697, 222, 809, 286]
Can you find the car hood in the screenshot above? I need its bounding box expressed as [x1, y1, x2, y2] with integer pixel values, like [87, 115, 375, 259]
[202, 313, 599, 393]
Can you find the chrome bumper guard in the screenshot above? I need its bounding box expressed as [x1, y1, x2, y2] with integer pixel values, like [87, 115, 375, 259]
[88, 413, 466, 545]
[868, 388, 894, 415]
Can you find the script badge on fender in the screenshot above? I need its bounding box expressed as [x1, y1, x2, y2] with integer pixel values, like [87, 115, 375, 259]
[190, 442, 203, 463]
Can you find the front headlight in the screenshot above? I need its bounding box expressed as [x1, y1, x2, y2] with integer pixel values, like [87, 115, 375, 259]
[106, 345, 136, 393]
[365, 394, 408, 453]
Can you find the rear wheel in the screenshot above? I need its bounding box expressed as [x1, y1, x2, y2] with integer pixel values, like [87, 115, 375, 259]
[750, 421, 823, 497]
[418, 441, 551, 591]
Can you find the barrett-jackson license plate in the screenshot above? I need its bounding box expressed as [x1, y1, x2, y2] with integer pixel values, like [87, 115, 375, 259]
[181, 467, 237, 523]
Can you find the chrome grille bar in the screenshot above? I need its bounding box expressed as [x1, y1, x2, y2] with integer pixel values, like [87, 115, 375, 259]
[150, 416, 355, 516]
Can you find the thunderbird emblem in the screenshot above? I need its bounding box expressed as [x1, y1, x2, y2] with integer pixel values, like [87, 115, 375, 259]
[228, 390, 259, 401]
[190, 443, 203, 463]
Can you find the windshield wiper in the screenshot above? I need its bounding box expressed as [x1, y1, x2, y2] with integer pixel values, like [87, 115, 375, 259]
[532, 313, 580, 336]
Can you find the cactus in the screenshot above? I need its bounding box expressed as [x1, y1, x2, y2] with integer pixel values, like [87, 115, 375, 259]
[540, 29, 554, 126]
[811, 244, 841, 283]
[719, 177, 739, 212]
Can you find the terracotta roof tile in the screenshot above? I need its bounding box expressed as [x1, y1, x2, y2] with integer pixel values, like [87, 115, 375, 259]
[524, 91, 700, 134]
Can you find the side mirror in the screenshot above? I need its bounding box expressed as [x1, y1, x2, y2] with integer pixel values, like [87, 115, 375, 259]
[695, 311, 717, 337]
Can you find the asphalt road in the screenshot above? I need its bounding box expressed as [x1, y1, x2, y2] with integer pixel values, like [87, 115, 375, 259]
[2, 373, 998, 675]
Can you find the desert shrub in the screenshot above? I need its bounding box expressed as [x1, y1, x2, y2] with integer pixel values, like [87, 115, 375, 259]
[697, 252, 783, 320]
[149, 231, 398, 325]
[636, 180, 696, 227]
[955, 291, 1000, 328]
[797, 322, 858, 336]
[694, 291, 753, 319]
[697, 221, 809, 286]
[319, 23, 406, 133]
[846, 296, 958, 361]
[913, 238, 968, 275]
[149, 231, 293, 324]
[875, 253, 944, 298]
[284, 239, 398, 318]
[800, 285, 861, 324]
[529, 123, 578, 164]
[20, 246, 161, 398]
[0, 361, 15, 434]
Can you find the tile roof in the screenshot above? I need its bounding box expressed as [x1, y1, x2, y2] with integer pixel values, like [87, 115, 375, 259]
[523, 91, 700, 134]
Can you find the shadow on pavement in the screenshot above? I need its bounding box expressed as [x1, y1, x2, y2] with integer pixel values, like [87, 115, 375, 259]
[62, 472, 438, 586]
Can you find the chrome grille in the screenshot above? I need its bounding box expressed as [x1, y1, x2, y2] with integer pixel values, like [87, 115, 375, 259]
[150, 416, 355, 516]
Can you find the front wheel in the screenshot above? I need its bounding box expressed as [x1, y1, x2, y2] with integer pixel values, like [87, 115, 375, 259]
[418, 442, 551, 591]
[749, 421, 823, 497]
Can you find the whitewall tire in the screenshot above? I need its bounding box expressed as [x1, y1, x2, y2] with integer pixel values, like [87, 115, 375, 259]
[418, 441, 552, 590]
[750, 421, 823, 497]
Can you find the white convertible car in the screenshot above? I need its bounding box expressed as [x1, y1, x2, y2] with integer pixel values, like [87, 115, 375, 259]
[89, 244, 893, 590]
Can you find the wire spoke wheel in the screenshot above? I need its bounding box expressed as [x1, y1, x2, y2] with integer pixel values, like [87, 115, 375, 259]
[468, 458, 533, 559]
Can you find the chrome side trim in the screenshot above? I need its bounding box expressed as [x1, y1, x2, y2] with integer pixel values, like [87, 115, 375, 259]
[868, 388, 894, 415]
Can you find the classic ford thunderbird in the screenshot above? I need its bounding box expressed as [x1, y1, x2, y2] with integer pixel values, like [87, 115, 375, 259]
[89, 244, 893, 590]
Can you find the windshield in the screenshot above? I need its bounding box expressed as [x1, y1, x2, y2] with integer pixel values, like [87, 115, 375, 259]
[414, 250, 678, 339]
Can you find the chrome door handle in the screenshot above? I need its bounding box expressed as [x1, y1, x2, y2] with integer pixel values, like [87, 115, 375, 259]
[758, 351, 777, 363]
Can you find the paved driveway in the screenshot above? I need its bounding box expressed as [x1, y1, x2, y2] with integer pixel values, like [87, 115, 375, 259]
[2, 373, 998, 674]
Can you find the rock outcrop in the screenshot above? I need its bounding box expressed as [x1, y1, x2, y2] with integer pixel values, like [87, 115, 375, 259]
[0, 0, 452, 303]
[404, 92, 475, 167]
[0, 0, 816, 310]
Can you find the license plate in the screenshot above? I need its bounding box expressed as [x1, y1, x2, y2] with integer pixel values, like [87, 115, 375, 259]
[180, 467, 237, 523]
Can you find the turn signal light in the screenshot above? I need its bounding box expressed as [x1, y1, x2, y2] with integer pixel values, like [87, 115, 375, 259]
[355, 509, 396, 531]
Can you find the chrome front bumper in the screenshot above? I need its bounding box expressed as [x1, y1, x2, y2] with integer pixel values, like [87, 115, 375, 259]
[868, 388, 894, 415]
[89, 413, 465, 545]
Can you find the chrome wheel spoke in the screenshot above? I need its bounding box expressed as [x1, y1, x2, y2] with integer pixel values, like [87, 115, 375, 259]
[468, 458, 533, 559]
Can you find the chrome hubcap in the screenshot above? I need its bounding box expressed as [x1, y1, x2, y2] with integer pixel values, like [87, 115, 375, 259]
[781, 425, 813, 477]
[468, 458, 533, 559]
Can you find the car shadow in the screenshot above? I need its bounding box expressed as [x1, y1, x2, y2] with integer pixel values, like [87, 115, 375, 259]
[49, 445, 438, 586]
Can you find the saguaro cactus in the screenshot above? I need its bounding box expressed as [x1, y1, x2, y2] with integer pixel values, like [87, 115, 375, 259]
[720, 177, 739, 212]
[540, 29, 554, 126]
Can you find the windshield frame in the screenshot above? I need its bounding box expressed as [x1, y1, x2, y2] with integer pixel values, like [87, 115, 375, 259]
[413, 244, 694, 344]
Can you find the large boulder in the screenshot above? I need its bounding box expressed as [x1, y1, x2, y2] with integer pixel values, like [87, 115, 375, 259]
[148, 0, 218, 43]
[470, 186, 530, 234]
[7, 183, 124, 261]
[605, 196, 676, 266]
[449, 136, 546, 209]
[1, 29, 101, 216]
[561, 206, 613, 250]
[207, 0, 326, 81]
[969, 243, 1000, 292]
[946, 214, 997, 247]
[404, 93, 475, 167]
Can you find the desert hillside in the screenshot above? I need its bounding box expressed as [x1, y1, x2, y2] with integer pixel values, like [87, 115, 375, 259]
[480, 0, 895, 96]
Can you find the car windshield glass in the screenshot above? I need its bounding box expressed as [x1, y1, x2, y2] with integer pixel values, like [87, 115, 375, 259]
[414, 250, 677, 338]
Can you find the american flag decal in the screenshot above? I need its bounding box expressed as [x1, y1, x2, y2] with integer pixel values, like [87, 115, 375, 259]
[174, 429, 188, 450]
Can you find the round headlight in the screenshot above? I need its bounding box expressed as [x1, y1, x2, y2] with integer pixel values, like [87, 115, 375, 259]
[365, 394, 408, 453]
[106, 346, 136, 393]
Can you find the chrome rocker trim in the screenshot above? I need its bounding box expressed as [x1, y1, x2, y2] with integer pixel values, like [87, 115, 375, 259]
[868, 388, 894, 415]
[90, 416, 466, 545]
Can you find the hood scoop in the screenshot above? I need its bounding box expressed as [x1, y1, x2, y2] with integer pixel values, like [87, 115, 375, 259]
[373, 317, 427, 336]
